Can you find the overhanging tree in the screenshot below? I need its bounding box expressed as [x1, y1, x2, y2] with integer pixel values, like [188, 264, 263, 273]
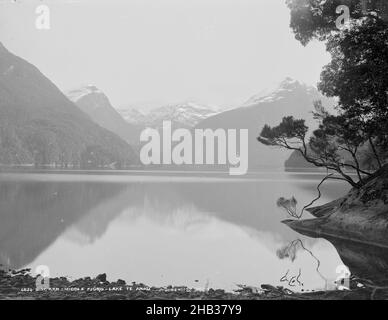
[258, 0, 388, 190]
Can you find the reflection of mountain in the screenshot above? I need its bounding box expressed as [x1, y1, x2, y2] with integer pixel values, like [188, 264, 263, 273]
[0, 180, 128, 269]
[0, 174, 341, 269]
[71, 182, 301, 240]
[66, 185, 144, 243]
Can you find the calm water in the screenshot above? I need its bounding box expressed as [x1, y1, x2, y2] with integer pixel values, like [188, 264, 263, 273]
[0, 170, 362, 292]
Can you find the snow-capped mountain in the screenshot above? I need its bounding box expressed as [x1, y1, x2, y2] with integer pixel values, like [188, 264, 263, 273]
[118, 102, 220, 129]
[66, 85, 139, 145]
[242, 77, 324, 108]
[195, 77, 335, 170]
[118, 108, 148, 126]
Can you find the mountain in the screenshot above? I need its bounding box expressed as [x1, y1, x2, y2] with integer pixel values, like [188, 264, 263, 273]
[118, 108, 148, 126]
[195, 78, 335, 170]
[118, 102, 220, 130]
[0, 43, 136, 167]
[284, 150, 316, 170]
[67, 85, 139, 145]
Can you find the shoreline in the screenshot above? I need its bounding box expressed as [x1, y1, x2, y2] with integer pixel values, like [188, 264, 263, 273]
[0, 268, 384, 300]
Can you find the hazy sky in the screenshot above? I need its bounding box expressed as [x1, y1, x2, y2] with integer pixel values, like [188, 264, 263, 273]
[0, 0, 330, 109]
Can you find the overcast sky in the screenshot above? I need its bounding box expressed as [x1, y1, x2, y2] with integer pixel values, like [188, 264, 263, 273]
[0, 0, 330, 110]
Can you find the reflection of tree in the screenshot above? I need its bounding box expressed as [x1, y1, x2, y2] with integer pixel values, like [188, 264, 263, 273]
[277, 239, 327, 288]
[283, 219, 388, 298]
[277, 197, 298, 219]
[277, 173, 334, 219]
[280, 268, 303, 287]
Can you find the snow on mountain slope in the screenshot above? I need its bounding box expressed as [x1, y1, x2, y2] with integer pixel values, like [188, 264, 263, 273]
[118, 102, 220, 129]
[242, 77, 322, 108]
[67, 85, 103, 104]
[195, 77, 335, 170]
[118, 108, 148, 126]
[66, 85, 139, 145]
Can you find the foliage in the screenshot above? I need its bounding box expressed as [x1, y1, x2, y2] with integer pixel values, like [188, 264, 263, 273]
[258, 0, 388, 188]
[287, 0, 388, 45]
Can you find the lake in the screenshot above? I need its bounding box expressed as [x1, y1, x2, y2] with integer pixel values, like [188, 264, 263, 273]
[0, 170, 356, 292]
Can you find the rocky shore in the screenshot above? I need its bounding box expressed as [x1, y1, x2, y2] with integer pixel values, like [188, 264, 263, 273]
[278, 165, 388, 300]
[0, 268, 386, 300]
[284, 165, 388, 247]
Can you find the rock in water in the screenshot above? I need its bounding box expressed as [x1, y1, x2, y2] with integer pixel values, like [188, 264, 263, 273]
[283, 165, 388, 247]
[96, 273, 107, 283]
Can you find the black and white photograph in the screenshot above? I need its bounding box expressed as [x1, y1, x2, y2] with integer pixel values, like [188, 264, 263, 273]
[0, 0, 388, 307]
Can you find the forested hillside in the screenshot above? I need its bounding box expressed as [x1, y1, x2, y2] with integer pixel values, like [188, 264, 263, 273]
[0, 43, 137, 168]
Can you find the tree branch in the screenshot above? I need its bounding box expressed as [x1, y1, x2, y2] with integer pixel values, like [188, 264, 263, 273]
[369, 137, 382, 169]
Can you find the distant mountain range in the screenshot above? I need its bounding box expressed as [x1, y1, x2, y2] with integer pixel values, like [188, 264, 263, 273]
[0, 43, 136, 167]
[118, 102, 220, 130]
[113, 78, 335, 171]
[114, 77, 335, 171]
[196, 77, 335, 170]
[114, 78, 333, 169]
[67, 87, 220, 145]
[0, 41, 334, 171]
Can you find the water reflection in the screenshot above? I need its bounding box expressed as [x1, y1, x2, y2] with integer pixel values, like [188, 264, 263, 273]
[0, 172, 349, 290]
[330, 239, 388, 286]
[285, 223, 388, 287]
[0, 180, 129, 268]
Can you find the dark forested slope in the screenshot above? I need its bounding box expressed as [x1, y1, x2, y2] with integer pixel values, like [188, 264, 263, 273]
[0, 43, 136, 167]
